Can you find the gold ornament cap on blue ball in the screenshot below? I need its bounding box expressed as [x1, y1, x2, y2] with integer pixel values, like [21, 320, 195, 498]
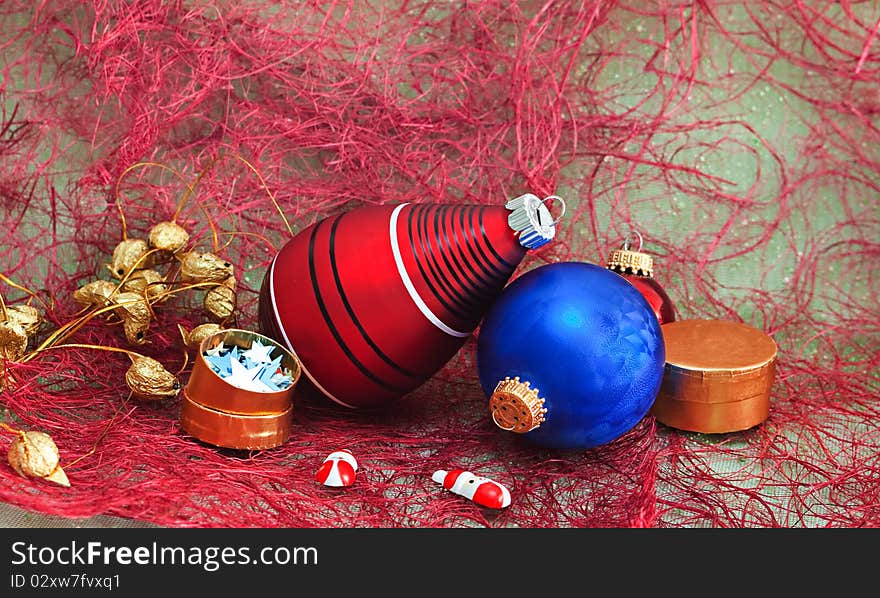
[489, 376, 547, 433]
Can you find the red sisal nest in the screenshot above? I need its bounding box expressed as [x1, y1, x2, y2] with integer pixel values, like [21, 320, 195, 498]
[0, 0, 877, 527]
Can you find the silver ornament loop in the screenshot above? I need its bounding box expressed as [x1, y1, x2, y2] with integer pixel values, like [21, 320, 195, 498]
[505, 192, 565, 250]
[622, 230, 644, 252]
[541, 195, 567, 228]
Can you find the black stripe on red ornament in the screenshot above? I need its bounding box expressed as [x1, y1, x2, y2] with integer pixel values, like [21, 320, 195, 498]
[418, 205, 481, 314]
[431, 206, 491, 309]
[328, 214, 426, 380]
[436, 206, 497, 304]
[461, 205, 511, 283]
[309, 218, 410, 394]
[407, 204, 473, 322]
[478, 207, 518, 270]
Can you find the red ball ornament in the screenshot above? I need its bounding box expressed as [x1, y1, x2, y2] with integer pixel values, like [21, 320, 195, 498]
[605, 232, 676, 325]
[259, 194, 565, 409]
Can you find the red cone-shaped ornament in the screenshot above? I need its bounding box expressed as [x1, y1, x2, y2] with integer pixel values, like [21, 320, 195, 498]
[259, 194, 564, 408]
[605, 232, 676, 325]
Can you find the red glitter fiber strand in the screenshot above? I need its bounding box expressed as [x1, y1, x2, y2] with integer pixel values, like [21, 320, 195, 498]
[0, 0, 877, 528]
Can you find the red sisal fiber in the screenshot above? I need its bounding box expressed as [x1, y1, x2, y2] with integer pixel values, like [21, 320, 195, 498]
[0, 0, 877, 527]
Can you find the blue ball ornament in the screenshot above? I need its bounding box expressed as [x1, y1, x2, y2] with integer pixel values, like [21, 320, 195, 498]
[476, 261, 665, 450]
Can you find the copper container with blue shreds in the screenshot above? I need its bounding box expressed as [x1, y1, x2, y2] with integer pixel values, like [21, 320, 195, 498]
[180, 328, 302, 450]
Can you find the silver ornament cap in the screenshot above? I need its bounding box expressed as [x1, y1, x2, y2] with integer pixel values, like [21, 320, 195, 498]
[505, 193, 566, 250]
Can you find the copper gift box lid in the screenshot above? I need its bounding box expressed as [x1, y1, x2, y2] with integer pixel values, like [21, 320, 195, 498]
[180, 328, 301, 450]
[652, 319, 778, 434]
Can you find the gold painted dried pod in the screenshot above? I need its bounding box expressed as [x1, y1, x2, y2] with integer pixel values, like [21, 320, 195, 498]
[0, 320, 28, 361]
[108, 238, 151, 279]
[122, 269, 169, 303]
[148, 221, 190, 254]
[122, 317, 151, 346]
[111, 291, 152, 345]
[204, 278, 236, 321]
[178, 322, 222, 350]
[0, 364, 10, 392]
[178, 251, 234, 284]
[111, 291, 151, 323]
[7, 431, 70, 487]
[5, 304, 42, 338]
[73, 280, 117, 308]
[125, 355, 180, 401]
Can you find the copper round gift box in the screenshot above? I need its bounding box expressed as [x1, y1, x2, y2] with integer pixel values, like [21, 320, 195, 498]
[180, 328, 302, 450]
[180, 395, 293, 451]
[651, 319, 778, 434]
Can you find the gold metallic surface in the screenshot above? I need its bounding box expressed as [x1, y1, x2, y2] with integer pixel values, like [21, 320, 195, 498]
[606, 248, 654, 277]
[148, 221, 190, 254]
[489, 376, 547, 433]
[125, 356, 180, 401]
[6, 431, 70, 487]
[652, 393, 771, 434]
[179, 323, 222, 349]
[178, 251, 234, 284]
[108, 238, 151, 278]
[5, 305, 42, 338]
[662, 319, 778, 373]
[122, 269, 168, 302]
[7, 431, 60, 478]
[73, 280, 116, 308]
[0, 321, 28, 361]
[185, 328, 300, 416]
[204, 280, 236, 321]
[110, 292, 151, 345]
[179, 392, 292, 450]
[652, 319, 778, 433]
